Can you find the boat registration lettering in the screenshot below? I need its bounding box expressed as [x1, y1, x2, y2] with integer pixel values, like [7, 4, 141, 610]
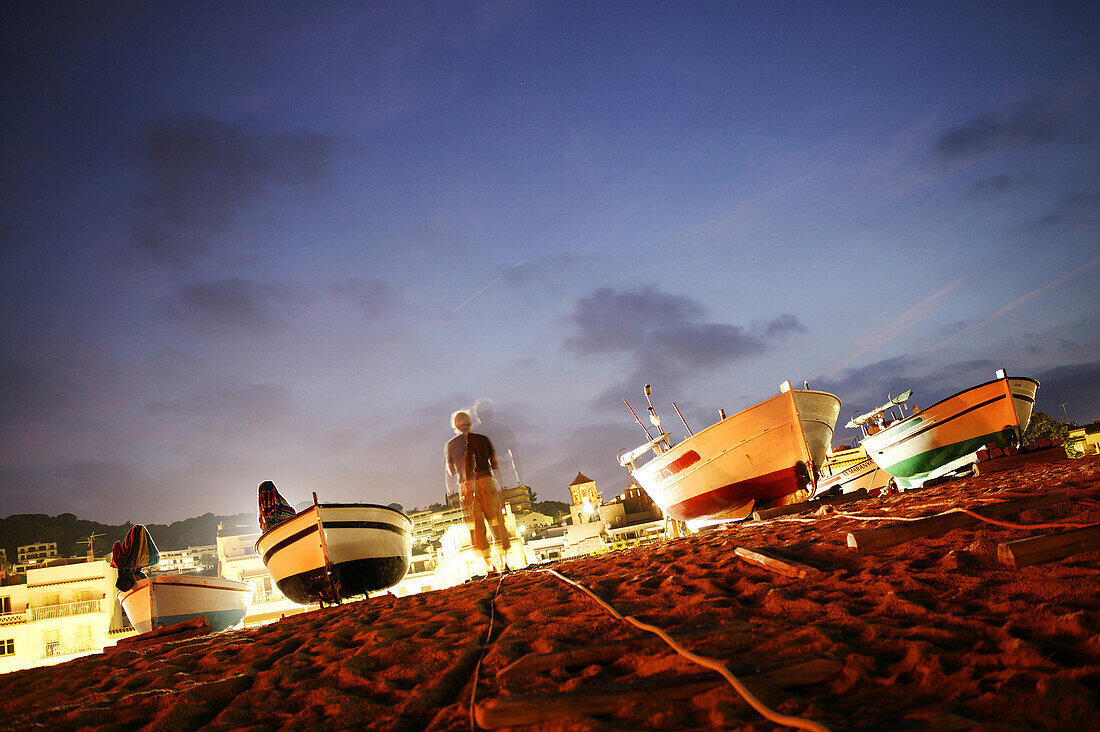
[653, 450, 701, 483]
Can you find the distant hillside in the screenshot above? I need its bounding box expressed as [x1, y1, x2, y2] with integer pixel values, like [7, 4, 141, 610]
[0, 511, 256, 566]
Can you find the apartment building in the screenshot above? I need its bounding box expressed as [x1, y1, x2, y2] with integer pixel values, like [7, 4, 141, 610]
[150, 545, 216, 576]
[0, 559, 135, 674]
[17, 542, 58, 564]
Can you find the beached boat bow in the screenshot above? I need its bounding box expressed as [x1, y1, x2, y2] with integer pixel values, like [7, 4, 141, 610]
[620, 384, 842, 522]
[859, 371, 1039, 488]
[257, 500, 413, 605]
[118, 575, 254, 634]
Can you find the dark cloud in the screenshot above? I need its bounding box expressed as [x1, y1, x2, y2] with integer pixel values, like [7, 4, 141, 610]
[566, 286, 746, 359]
[1032, 361, 1100, 423]
[159, 278, 303, 333]
[130, 114, 334, 266]
[1027, 188, 1100, 230]
[565, 286, 803, 406]
[759, 314, 807, 339]
[329, 278, 401, 320]
[932, 105, 1060, 160]
[0, 359, 82, 422]
[968, 173, 1012, 196]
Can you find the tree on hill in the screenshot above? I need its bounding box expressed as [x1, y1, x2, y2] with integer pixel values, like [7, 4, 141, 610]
[0, 511, 256, 564]
[1022, 412, 1073, 456]
[531, 500, 570, 521]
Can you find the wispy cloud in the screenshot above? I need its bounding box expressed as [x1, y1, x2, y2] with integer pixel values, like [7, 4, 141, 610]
[820, 279, 964, 378]
[452, 260, 526, 312]
[926, 259, 1098, 354]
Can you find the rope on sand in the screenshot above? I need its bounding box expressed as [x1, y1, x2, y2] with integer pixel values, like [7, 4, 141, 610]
[469, 571, 508, 732]
[539, 567, 832, 732]
[829, 509, 1091, 530]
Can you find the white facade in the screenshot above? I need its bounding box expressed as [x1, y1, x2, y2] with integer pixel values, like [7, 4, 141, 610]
[151, 545, 216, 576]
[216, 523, 310, 625]
[391, 504, 531, 597]
[0, 560, 135, 675]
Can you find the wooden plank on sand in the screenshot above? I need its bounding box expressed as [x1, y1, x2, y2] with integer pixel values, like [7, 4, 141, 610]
[496, 621, 751, 679]
[734, 547, 821, 579]
[997, 524, 1100, 568]
[753, 489, 869, 521]
[477, 658, 843, 728]
[846, 492, 1069, 553]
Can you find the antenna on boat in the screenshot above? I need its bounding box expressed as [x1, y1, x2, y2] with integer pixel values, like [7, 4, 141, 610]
[672, 402, 693, 436]
[644, 384, 662, 432]
[622, 396, 653, 439]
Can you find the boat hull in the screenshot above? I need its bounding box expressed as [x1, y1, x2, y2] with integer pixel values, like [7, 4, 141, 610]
[862, 376, 1039, 488]
[629, 390, 841, 521]
[256, 503, 412, 605]
[817, 457, 892, 496]
[118, 575, 253, 634]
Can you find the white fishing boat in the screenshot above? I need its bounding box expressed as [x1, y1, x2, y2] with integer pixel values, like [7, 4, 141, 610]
[856, 370, 1039, 489]
[256, 499, 413, 605]
[118, 574, 253, 634]
[619, 383, 842, 522]
[816, 446, 893, 496]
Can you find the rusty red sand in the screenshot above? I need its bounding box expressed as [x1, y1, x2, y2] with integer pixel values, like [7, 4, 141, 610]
[3, 454, 1099, 730]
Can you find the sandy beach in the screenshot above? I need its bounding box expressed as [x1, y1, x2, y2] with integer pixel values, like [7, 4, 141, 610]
[3, 453, 1098, 731]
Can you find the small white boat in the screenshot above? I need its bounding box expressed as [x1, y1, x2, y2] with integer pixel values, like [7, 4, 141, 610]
[256, 500, 413, 605]
[118, 574, 253, 634]
[857, 370, 1039, 489]
[619, 383, 842, 522]
[816, 456, 892, 496]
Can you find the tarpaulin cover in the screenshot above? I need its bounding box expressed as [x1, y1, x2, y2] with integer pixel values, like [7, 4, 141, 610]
[259, 480, 297, 533]
[111, 524, 160, 592]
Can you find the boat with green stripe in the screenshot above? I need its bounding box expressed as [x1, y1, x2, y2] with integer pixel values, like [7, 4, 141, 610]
[855, 370, 1039, 489]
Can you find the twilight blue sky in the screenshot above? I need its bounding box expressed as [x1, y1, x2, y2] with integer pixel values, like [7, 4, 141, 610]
[2, 1, 1098, 523]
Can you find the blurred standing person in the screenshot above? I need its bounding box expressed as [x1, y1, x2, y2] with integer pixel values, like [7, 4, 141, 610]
[444, 409, 511, 575]
[474, 399, 523, 486]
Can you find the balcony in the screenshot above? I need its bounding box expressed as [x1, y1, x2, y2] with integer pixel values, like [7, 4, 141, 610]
[31, 598, 103, 621]
[0, 612, 27, 626]
[41, 638, 99, 660]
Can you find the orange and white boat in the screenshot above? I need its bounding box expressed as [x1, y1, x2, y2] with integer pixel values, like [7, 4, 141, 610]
[619, 383, 841, 522]
[857, 370, 1039, 489]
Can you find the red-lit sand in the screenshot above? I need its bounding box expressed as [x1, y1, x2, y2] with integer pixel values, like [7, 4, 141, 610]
[3, 455, 1098, 731]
